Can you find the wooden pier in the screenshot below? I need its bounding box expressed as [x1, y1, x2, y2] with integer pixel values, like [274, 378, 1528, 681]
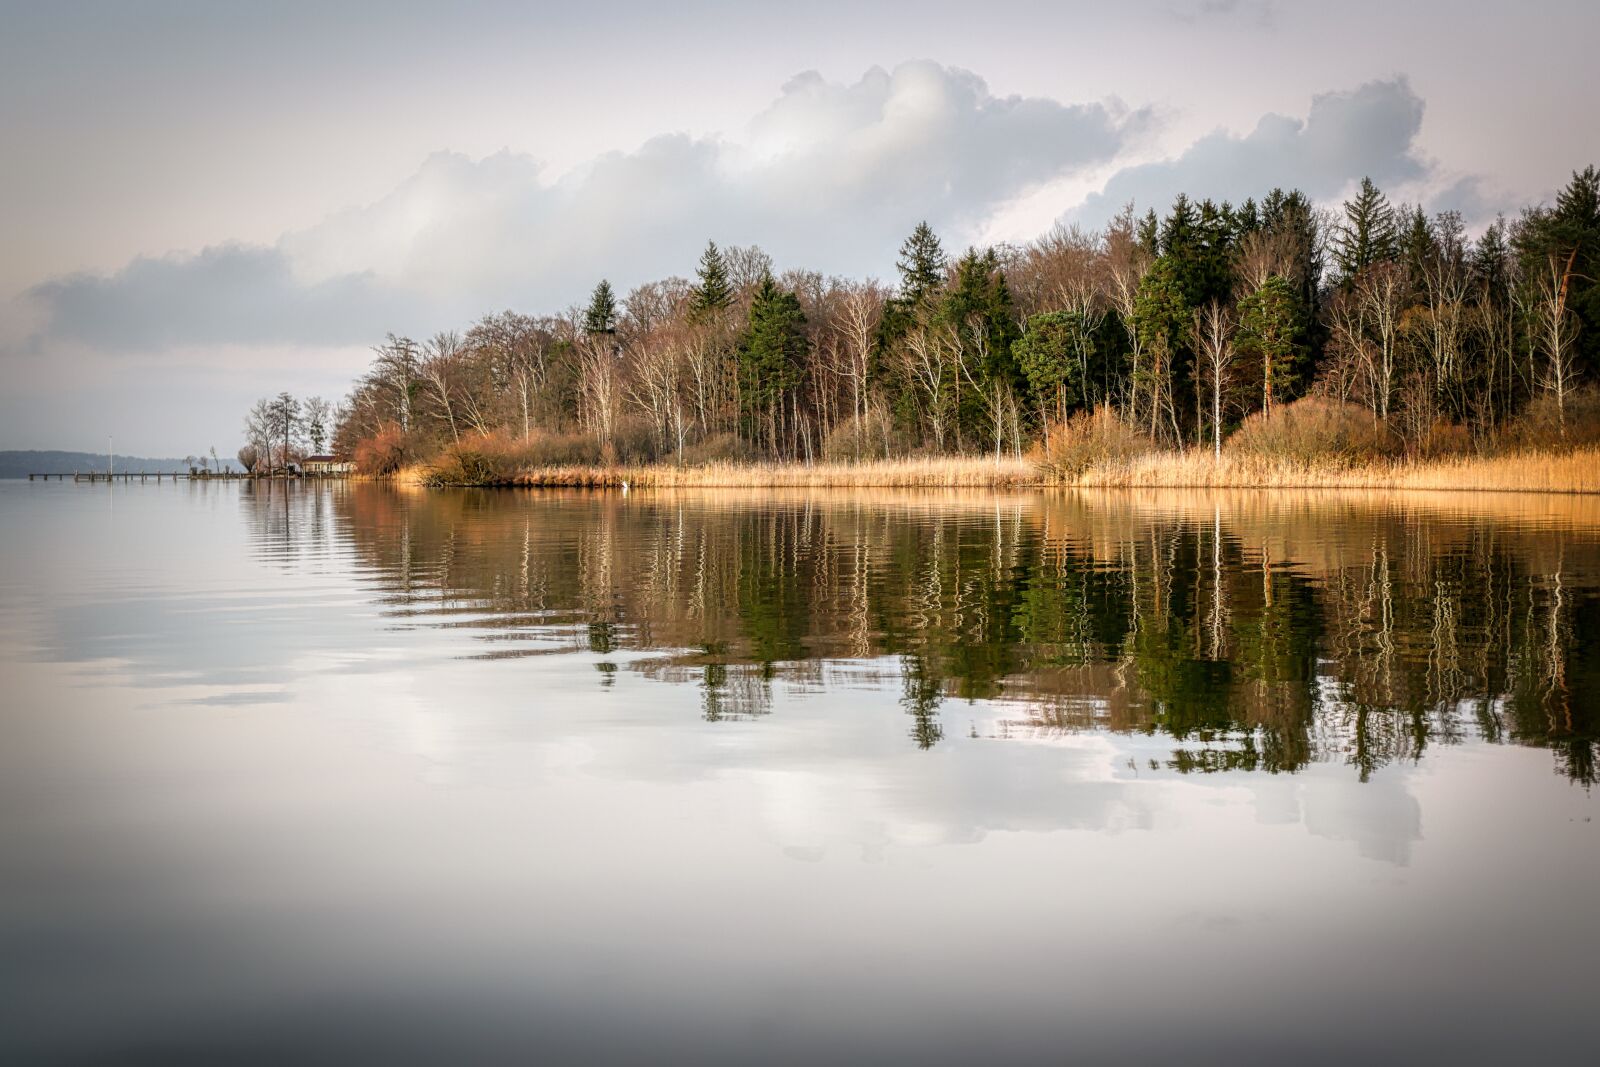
[29, 471, 346, 482]
[30, 471, 250, 482]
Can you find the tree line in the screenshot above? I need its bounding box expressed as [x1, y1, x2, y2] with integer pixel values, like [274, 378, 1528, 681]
[239, 392, 335, 472]
[324, 165, 1600, 469]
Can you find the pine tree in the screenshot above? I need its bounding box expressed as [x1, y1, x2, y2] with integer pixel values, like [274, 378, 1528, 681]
[1472, 216, 1511, 294]
[1132, 257, 1192, 441]
[738, 273, 808, 449]
[1137, 209, 1161, 254]
[1015, 311, 1090, 423]
[1334, 177, 1398, 280]
[1159, 194, 1199, 259]
[1237, 275, 1303, 415]
[583, 279, 617, 334]
[896, 222, 948, 305]
[690, 241, 733, 317]
[1235, 197, 1261, 236]
[1398, 205, 1436, 286]
[1516, 166, 1600, 374]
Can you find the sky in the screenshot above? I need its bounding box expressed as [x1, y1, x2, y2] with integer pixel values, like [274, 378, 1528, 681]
[2, 0, 1596, 456]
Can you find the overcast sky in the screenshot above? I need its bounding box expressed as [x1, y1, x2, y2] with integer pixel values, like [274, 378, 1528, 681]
[3, 0, 1596, 456]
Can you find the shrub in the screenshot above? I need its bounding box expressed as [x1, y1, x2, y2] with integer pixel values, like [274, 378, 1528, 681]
[821, 408, 897, 462]
[1420, 419, 1474, 458]
[427, 430, 613, 484]
[353, 423, 407, 476]
[1227, 398, 1395, 466]
[1031, 408, 1153, 480]
[676, 433, 746, 466]
[1508, 386, 1600, 450]
[425, 431, 520, 485]
[610, 416, 661, 465]
[521, 431, 604, 467]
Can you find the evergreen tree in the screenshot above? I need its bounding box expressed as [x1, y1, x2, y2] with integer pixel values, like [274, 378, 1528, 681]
[1398, 206, 1437, 290]
[1334, 177, 1398, 280]
[1137, 209, 1161, 254]
[1132, 257, 1192, 440]
[1515, 166, 1600, 374]
[691, 241, 734, 317]
[1237, 275, 1304, 414]
[1159, 194, 1200, 259]
[939, 249, 1022, 444]
[1015, 310, 1090, 423]
[1472, 216, 1512, 297]
[1234, 197, 1261, 236]
[1193, 198, 1238, 305]
[583, 279, 617, 334]
[1262, 189, 1324, 296]
[896, 222, 948, 304]
[738, 273, 808, 448]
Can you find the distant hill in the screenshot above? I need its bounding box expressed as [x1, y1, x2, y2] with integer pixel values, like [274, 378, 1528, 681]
[0, 450, 201, 478]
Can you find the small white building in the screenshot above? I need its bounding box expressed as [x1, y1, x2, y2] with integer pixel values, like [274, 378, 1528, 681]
[301, 454, 354, 476]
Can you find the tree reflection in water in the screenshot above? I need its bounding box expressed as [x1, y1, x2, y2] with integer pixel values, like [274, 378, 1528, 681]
[290, 485, 1600, 783]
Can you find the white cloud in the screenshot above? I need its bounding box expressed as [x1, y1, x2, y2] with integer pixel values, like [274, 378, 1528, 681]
[24, 61, 1147, 352]
[1068, 77, 1429, 224]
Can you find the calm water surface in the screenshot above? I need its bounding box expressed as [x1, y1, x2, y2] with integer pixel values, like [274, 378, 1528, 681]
[2, 480, 1597, 1064]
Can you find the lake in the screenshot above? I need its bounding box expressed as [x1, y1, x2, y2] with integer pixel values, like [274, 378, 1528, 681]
[2, 480, 1597, 1064]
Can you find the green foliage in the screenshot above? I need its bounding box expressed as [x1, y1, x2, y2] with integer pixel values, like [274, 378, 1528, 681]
[1473, 216, 1512, 298]
[1133, 258, 1191, 370]
[690, 241, 734, 318]
[1237, 275, 1304, 409]
[896, 221, 948, 305]
[1261, 188, 1324, 326]
[1158, 194, 1234, 305]
[1137, 208, 1160, 253]
[583, 279, 617, 334]
[1334, 177, 1398, 280]
[938, 248, 1022, 441]
[738, 274, 808, 438]
[328, 160, 1600, 471]
[1015, 310, 1090, 420]
[1398, 205, 1437, 287]
[1515, 166, 1600, 374]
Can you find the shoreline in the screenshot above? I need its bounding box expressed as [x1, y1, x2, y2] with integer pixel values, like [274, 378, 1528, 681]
[397, 446, 1600, 494]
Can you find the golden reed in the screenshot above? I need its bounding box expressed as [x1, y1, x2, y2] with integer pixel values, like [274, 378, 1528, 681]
[404, 447, 1600, 493]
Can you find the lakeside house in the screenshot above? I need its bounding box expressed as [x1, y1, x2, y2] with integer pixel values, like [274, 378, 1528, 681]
[301, 455, 354, 476]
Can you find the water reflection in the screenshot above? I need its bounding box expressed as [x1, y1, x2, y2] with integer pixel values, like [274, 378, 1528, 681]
[7, 480, 1599, 1063]
[283, 485, 1600, 784]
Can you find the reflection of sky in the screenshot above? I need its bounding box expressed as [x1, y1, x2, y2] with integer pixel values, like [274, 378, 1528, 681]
[1, 482, 1596, 1063]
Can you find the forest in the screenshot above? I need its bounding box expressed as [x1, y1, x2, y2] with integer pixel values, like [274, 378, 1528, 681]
[243, 166, 1600, 483]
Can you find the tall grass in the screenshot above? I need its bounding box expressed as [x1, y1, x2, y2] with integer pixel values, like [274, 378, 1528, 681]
[387, 409, 1600, 493]
[507, 456, 1039, 488]
[400, 447, 1600, 493]
[1058, 447, 1600, 493]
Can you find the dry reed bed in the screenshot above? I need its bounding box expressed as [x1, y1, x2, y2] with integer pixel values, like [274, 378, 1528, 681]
[1069, 447, 1600, 494]
[503, 457, 1040, 489]
[405, 446, 1600, 494]
[531, 450, 1598, 492]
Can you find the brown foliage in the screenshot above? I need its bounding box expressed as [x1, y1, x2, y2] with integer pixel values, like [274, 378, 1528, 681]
[353, 423, 407, 476]
[425, 430, 607, 484]
[1227, 398, 1396, 466]
[1031, 408, 1154, 480]
[1508, 386, 1600, 449]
